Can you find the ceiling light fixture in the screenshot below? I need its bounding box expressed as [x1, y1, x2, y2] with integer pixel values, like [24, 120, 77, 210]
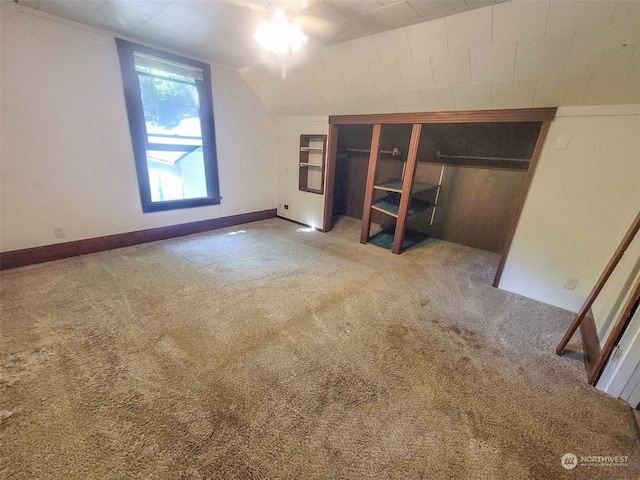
[253, 11, 308, 56]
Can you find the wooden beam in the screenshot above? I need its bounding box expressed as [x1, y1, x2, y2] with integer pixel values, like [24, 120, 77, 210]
[493, 119, 552, 287]
[588, 276, 640, 385]
[556, 210, 640, 355]
[392, 123, 422, 254]
[329, 108, 557, 125]
[322, 124, 339, 232]
[360, 124, 382, 244]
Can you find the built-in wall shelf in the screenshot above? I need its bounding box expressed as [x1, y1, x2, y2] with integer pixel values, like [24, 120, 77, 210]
[299, 134, 327, 195]
[374, 179, 439, 194]
[371, 194, 431, 218]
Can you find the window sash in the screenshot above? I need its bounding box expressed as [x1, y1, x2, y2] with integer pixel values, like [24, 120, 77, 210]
[133, 51, 203, 82]
[116, 39, 220, 213]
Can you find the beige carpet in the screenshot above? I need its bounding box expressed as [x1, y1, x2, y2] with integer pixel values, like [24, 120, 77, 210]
[1, 216, 638, 479]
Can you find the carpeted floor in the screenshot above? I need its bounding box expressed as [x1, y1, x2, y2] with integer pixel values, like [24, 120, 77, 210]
[1, 216, 638, 479]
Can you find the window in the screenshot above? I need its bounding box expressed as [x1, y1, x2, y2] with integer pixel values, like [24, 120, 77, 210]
[116, 39, 220, 213]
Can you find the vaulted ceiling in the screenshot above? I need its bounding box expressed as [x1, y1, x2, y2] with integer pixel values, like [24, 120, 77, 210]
[15, 0, 504, 68]
[13, 0, 640, 116]
[240, 0, 640, 116]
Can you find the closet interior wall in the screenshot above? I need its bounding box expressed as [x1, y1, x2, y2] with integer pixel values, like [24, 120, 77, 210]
[412, 122, 542, 254]
[333, 125, 372, 220]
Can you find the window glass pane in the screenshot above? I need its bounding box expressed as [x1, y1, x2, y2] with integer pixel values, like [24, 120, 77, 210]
[137, 74, 207, 202]
[147, 147, 207, 202]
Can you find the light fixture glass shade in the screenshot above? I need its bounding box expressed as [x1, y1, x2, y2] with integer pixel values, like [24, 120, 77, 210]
[254, 11, 308, 56]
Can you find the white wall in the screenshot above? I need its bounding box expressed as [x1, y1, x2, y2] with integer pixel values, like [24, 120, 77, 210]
[0, 6, 276, 252]
[276, 117, 328, 229]
[499, 105, 640, 315]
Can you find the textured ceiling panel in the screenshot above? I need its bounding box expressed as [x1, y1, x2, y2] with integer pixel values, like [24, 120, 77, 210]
[239, 1, 640, 116]
[17, 0, 506, 67]
[15, 0, 640, 114]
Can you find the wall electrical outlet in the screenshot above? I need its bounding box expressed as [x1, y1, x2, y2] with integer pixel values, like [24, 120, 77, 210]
[564, 277, 579, 290]
[283, 204, 289, 210]
[53, 226, 66, 239]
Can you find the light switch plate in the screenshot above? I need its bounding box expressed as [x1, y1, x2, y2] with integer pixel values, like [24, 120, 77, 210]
[556, 134, 571, 150]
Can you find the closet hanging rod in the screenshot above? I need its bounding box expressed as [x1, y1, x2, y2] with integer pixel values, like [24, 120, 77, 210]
[436, 151, 530, 163]
[345, 148, 402, 157]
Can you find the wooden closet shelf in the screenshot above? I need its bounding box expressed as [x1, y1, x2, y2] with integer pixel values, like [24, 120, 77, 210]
[371, 194, 432, 218]
[299, 133, 327, 195]
[374, 179, 439, 194]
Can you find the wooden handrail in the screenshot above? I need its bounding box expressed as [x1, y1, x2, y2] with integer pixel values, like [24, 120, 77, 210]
[556, 211, 640, 355]
[588, 276, 640, 385]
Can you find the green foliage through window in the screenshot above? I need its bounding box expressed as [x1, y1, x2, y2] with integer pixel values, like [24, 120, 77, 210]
[138, 75, 199, 129]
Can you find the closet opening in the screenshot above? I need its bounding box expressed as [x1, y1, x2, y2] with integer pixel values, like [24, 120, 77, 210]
[323, 109, 556, 287]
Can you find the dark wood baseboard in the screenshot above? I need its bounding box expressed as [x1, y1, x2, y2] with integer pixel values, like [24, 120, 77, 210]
[0, 208, 277, 270]
[276, 215, 323, 232]
[580, 309, 602, 377]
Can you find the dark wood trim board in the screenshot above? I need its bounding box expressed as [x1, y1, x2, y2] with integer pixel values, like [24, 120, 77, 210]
[329, 108, 557, 125]
[0, 209, 277, 270]
[277, 216, 323, 231]
[322, 124, 339, 232]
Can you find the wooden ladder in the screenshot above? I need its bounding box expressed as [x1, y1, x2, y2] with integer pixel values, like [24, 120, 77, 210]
[360, 123, 423, 254]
